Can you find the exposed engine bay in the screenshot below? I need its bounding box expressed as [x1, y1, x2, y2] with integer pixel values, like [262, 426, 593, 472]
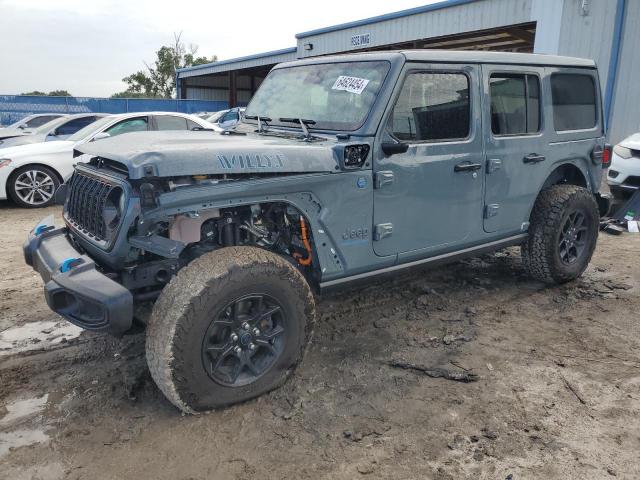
[119, 199, 316, 297]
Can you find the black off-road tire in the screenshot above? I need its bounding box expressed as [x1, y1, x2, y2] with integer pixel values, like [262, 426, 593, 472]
[522, 184, 599, 284]
[145, 246, 315, 413]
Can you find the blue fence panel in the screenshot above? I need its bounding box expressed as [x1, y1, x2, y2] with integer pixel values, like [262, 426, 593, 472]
[0, 95, 228, 126]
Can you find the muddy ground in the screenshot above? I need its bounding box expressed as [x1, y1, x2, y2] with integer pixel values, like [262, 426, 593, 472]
[0, 199, 639, 480]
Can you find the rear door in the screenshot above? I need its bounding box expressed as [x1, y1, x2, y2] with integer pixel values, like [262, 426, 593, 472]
[373, 64, 485, 258]
[482, 65, 548, 233]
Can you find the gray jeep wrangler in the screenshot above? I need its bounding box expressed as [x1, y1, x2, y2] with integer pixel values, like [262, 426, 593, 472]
[24, 51, 611, 412]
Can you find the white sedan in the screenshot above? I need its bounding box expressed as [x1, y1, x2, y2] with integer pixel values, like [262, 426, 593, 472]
[0, 112, 219, 208]
[608, 133, 640, 200]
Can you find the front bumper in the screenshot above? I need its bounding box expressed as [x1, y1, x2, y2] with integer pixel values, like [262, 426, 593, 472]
[608, 152, 640, 195]
[0, 164, 13, 200]
[23, 222, 133, 336]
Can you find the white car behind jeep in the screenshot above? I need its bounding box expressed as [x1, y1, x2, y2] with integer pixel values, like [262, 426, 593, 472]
[608, 133, 640, 200]
[0, 112, 219, 207]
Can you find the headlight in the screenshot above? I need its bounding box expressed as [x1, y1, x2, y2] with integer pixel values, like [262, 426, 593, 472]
[613, 145, 633, 159]
[0, 159, 11, 168]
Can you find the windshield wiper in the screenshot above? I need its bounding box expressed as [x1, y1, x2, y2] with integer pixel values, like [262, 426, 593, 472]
[279, 118, 316, 141]
[244, 115, 272, 134]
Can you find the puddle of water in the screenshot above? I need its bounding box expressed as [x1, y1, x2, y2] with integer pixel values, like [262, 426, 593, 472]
[0, 320, 82, 356]
[0, 394, 51, 458]
[0, 428, 49, 457]
[1, 395, 48, 426]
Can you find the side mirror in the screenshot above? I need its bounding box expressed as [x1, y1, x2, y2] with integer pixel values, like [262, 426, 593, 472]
[381, 142, 409, 156]
[91, 131, 111, 142]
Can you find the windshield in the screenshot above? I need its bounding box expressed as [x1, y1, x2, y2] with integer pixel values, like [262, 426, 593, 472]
[244, 61, 390, 131]
[67, 116, 114, 142]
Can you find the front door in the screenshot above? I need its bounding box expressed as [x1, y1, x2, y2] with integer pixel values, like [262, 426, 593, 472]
[373, 64, 485, 258]
[482, 65, 548, 233]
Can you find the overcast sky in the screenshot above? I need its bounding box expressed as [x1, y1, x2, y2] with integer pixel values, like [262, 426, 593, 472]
[0, 0, 435, 97]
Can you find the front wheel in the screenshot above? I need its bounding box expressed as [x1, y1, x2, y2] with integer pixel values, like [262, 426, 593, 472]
[522, 185, 599, 284]
[145, 247, 316, 413]
[8, 165, 60, 208]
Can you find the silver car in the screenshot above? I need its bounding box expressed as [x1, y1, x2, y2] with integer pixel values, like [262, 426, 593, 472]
[0, 113, 65, 130]
[0, 113, 107, 149]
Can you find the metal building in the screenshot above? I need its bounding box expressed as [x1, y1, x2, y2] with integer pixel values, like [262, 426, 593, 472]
[176, 0, 636, 143]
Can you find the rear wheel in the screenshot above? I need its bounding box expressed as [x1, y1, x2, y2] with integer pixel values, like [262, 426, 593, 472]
[8, 165, 60, 208]
[522, 185, 599, 284]
[145, 246, 315, 413]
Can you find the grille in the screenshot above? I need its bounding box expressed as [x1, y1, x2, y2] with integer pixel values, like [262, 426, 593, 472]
[65, 170, 122, 242]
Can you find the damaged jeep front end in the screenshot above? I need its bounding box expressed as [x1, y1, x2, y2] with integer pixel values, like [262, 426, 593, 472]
[24, 137, 347, 335]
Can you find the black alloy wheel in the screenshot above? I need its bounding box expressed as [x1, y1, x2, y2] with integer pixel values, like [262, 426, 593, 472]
[557, 209, 589, 265]
[202, 294, 287, 387]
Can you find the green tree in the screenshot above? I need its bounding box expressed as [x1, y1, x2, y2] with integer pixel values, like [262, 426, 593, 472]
[47, 90, 72, 97]
[112, 32, 217, 99]
[21, 90, 72, 96]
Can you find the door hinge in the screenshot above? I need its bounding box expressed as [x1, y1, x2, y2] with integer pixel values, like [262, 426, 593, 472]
[374, 171, 394, 189]
[487, 158, 502, 174]
[484, 204, 500, 218]
[374, 223, 393, 240]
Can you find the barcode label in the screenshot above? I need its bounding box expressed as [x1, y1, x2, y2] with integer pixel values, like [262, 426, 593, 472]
[332, 76, 370, 95]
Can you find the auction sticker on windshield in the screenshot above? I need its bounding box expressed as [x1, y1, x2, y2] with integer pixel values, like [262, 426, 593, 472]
[332, 76, 370, 95]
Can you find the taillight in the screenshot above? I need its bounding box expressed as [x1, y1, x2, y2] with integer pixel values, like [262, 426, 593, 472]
[602, 144, 612, 168]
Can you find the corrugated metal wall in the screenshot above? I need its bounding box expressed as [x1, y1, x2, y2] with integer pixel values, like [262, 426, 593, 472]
[296, 0, 532, 57]
[178, 49, 297, 78]
[608, 0, 640, 144]
[555, 0, 617, 93]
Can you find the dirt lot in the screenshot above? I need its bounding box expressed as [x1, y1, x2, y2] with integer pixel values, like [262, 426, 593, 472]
[1, 199, 639, 480]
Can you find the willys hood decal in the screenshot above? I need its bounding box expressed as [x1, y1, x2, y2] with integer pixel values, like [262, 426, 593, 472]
[76, 130, 342, 179]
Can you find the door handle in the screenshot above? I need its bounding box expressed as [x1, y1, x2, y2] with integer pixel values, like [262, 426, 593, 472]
[523, 153, 546, 164]
[454, 162, 482, 172]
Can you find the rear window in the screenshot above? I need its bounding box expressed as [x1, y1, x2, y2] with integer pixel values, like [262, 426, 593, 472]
[25, 115, 60, 128]
[155, 115, 188, 131]
[551, 73, 597, 131]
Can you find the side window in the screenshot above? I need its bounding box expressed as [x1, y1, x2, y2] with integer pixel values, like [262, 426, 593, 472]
[221, 110, 239, 123]
[55, 116, 99, 136]
[187, 119, 202, 130]
[551, 73, 597, 131]
[26, 115, 59, 128]
[490, 73, 540, 135]
[155, 115, 188, 131]
[390, 72, 470, 142]
[105, 117, 149, 137]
